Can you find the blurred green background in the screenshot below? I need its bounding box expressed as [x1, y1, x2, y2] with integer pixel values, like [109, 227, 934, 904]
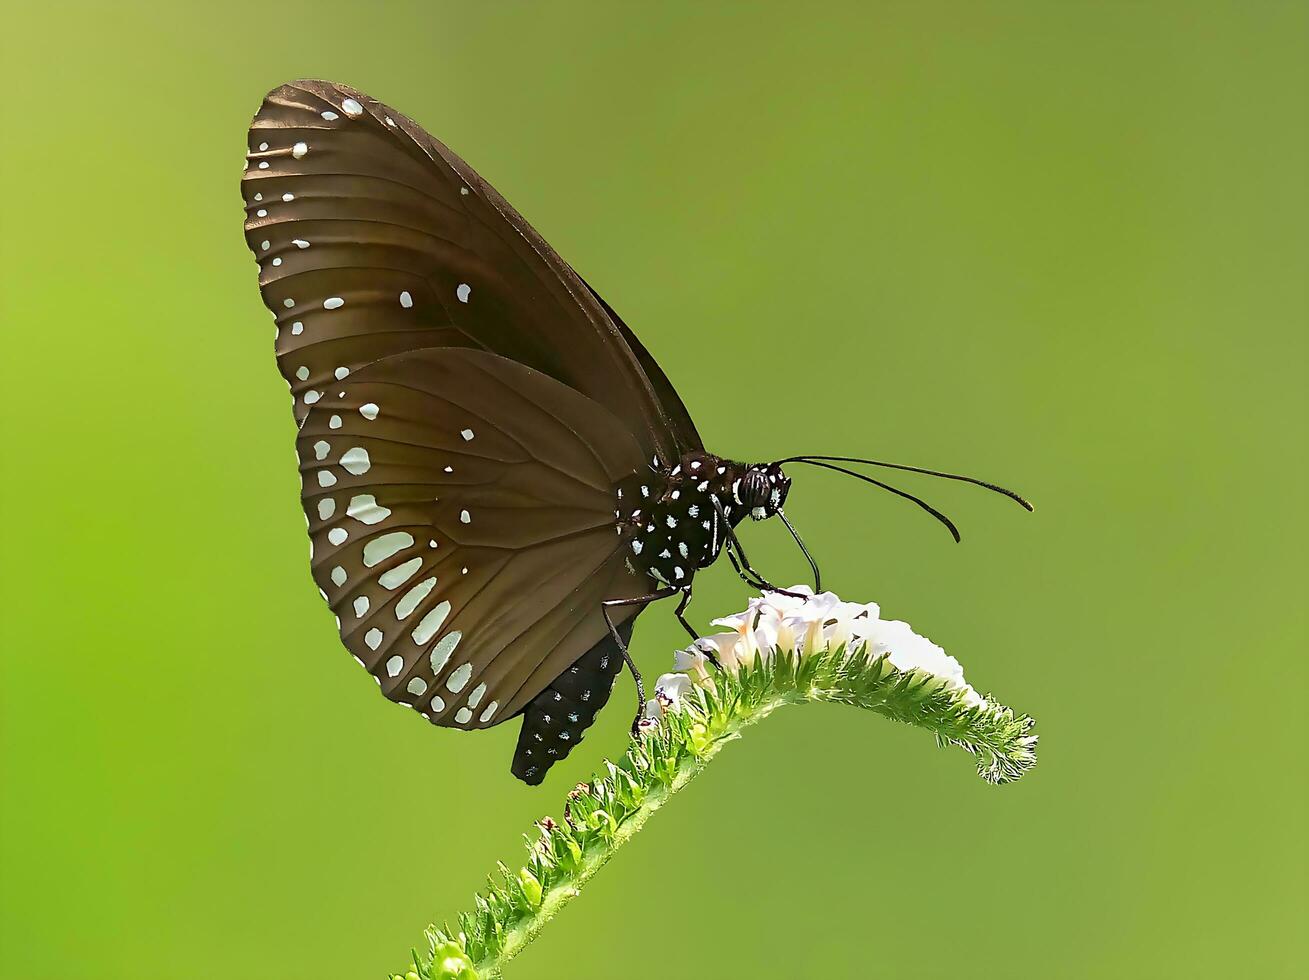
[2, 2, 1305, 977]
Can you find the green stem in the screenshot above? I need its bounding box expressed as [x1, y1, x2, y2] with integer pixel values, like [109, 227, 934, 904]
[397, 648, 1036, 980]
[483, 696, 787, 977]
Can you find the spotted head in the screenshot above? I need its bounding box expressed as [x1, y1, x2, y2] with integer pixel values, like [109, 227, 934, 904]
[738, 462, 792, 521]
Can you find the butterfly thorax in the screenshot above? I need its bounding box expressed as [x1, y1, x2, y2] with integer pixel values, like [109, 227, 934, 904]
[616, 452, 773, 587]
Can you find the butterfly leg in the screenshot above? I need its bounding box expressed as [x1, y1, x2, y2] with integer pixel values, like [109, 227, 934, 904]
[603, 589, 678, 735]
[672, 585, 697, 642]
[712, 498, 808, 599]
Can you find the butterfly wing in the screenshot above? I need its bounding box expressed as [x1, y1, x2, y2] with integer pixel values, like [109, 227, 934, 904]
[578, 276, 704, 456]
[242, 78, 680, 463]
[299, 347, 650, 727]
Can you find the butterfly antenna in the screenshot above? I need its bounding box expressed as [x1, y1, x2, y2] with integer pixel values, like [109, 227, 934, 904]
[788, 459, 962, 542]
[778, 509, 822, 592]
[779, 454, 1033, 511]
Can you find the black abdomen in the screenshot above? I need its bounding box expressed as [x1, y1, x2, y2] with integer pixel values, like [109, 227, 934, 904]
[511, 620, 633, 785]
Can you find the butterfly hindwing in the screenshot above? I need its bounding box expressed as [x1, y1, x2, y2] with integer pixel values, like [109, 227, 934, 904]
[298, 347, 651, 728]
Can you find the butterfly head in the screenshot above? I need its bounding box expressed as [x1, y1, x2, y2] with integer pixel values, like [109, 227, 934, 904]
[740, 463, 791, 521]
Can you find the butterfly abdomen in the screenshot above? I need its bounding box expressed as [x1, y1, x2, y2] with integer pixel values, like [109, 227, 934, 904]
[511, 621, 632, 784]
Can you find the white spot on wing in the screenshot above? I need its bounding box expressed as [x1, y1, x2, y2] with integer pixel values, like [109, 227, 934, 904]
[429, 694, 445, 712]
[379, 556, 422, 590]
[365, 628, 384, 651]
[360, 403, 379, 420]
[456, 283, 471, 303]
[341, 98, 364, 117]
[413, 601, 452, 646]
[353, 595, 369, 618]
[460, 428, 474, 441]
[406, 677, 427, 696]
[317, 498, 335, 521]
[292, 141, 308, 159]
[445, 662, 473, 693]
[459, 510, 470, 524]
[313, 440, 330, 460]
[346, 493, 390, 525]
[479, 701, 498, 723]
[340, 447, 371, 475]
[467, 683, 487, 709]
[321, 110, 339, 121]
[396, 576, 437, 619]
[399, 290, 413, 308]
[362, 531, 413, 567]
[317, 470, 337, 488]
[429, 630, 462, 674]
[331, 566, 347, 586]
[385, 654, 403, 676]
[327, 527, 347, 546]
[323, 297, 344, 310]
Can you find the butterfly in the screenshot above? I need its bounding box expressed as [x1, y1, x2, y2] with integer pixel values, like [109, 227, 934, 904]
[241, 80, 1030, 784]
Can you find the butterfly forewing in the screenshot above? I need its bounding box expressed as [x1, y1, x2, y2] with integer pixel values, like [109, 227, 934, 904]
[241, 79, 680, 461]
[299, 347, 650, 727]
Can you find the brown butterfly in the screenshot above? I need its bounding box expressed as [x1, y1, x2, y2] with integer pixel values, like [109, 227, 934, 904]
[240, 80, 1029, 783]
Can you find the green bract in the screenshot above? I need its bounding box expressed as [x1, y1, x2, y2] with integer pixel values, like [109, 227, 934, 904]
[392, 643, 1037, 980]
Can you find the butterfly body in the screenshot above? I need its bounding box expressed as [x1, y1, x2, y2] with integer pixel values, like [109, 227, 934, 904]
[617, 454, 791, 588]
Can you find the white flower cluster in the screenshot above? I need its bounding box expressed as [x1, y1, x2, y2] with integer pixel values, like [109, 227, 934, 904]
[643, 586, 984, 724]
